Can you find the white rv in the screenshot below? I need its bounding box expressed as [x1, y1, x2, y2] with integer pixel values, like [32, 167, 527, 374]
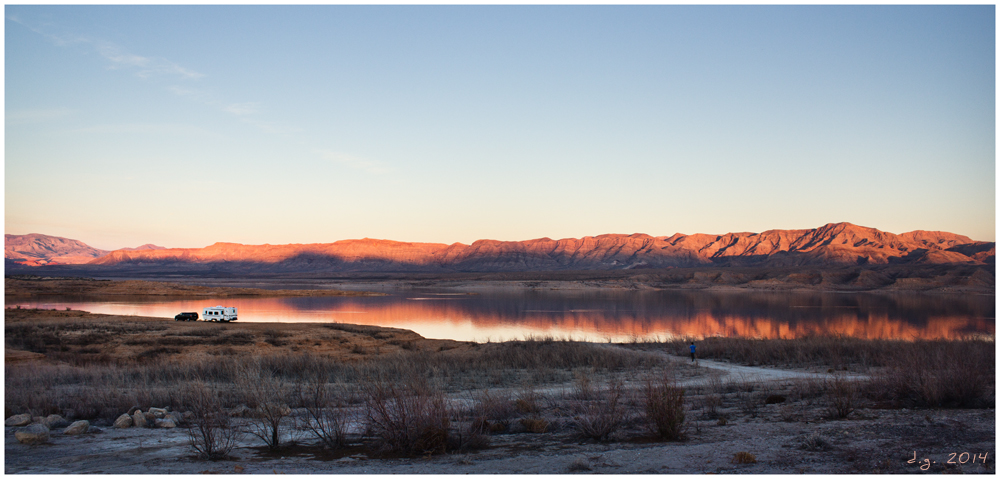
[202, 306, 238, 322]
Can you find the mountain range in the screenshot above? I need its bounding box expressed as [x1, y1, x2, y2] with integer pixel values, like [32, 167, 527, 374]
[3, 234, 165, 266]
[6, 223, 994, 273]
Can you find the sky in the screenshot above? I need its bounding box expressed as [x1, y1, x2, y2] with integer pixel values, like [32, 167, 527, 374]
[5, 5, 996, 250]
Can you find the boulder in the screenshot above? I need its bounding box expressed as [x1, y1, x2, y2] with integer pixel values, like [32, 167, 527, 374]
[63, 420, 90, 435]
[164, 413, 182, 426]
[127, 406, 141, 416]
[15, 423, 49, 444]
[144, 412, 156, 423]
[113, 414, 133, 429]
[154, 418, 177, 429]
[5, 413, 32, 427]
[41, 414, 68, 429]
[148, 407, 168, 419]
[132, 410, 147, 428]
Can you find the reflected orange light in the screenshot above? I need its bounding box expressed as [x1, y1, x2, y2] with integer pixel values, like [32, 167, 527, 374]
[12, 296, 993, 342]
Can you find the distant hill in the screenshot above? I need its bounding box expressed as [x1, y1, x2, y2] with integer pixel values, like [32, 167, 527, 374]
[82, 222, 993, 273]
[118, 244, 167, 252]
[4, 234, 163, 266]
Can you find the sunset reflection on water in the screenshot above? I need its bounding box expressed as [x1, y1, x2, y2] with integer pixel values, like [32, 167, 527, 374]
[10, 290, 993, 342]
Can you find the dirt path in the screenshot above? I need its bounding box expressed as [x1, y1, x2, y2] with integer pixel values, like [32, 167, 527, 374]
[658, 353, 868, 387]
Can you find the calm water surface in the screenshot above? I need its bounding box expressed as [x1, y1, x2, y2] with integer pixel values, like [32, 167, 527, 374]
[9, 287, 994, 342]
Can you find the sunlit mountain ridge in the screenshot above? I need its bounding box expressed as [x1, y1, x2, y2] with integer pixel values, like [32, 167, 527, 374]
[7, 222, 993, 272]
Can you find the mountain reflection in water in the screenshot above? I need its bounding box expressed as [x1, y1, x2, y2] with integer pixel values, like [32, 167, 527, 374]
[10, 290, 993, 342]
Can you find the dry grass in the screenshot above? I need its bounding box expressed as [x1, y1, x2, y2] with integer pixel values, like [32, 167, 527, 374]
[642, 374, 685, 441]
[865, 340, 995, 408]
[655, 336, 993, 373]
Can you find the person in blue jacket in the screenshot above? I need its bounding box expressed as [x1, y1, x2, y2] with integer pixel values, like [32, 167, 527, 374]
[689, 341, 696, 362]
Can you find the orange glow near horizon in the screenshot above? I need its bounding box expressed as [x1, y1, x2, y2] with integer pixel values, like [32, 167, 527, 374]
[8, 295, 993, 342]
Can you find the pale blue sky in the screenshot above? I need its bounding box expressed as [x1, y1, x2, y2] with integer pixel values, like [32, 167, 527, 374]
[5, 6, 995, 249]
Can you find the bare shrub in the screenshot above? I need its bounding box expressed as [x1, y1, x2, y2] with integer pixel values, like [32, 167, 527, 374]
[733, 376, 762, 418]
[233, 361, 293, 450]
[449, 416, 491, 452]
[183, 381, 243, 460]
[574, 378, 629, 442]
[470, 389, 515, 433]
[515, 386, 542, 414]
[362, 379, 451, 455]
[519, 416, 550, 433]
[800, 432, 832, 452]
[298, 375, 349, 450]
[698, 375, 724, 419]
[867, 340, 994, 408]
[826, 375, 856, 419]
[643, 374, 685, 440]
[571, 368, 595, 400]
[732, 451, 757, 464]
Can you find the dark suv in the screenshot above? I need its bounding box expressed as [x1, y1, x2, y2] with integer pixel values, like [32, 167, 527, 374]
[174, 312, 199, 321]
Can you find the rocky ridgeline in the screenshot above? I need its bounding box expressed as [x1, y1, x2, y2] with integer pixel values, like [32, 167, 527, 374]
[6, 407, 187, 445]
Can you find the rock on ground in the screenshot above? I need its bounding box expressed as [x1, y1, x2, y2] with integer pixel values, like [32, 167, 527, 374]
[5, 414, 32, 427]
[155, 418, 177, 429]
[63, 420, 90, 435]
[41, 414, 68, 429]
[148, 407, 168, 419]
[113, 414, 132, 429]
[15, 424, 49, 444]
[132, 411, 147, 428]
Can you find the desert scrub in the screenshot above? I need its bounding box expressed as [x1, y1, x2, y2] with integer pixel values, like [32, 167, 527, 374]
[468, 389, 515, 433]
[298, 374, 351, 449]
[643, 374, 685, 440]
[362, 379, 451, 455]
[866, 339, 994, 408]
[826, 374, 857, 419]
[183, 381, 243, 459]
[656, 337, 993, 374]
[519, 416, 550, 433]
[573, 378, 630, 442]
[233, 361, 296, 450]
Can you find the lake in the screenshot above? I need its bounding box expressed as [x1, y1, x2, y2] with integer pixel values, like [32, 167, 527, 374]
[8, 287, 994, 342]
